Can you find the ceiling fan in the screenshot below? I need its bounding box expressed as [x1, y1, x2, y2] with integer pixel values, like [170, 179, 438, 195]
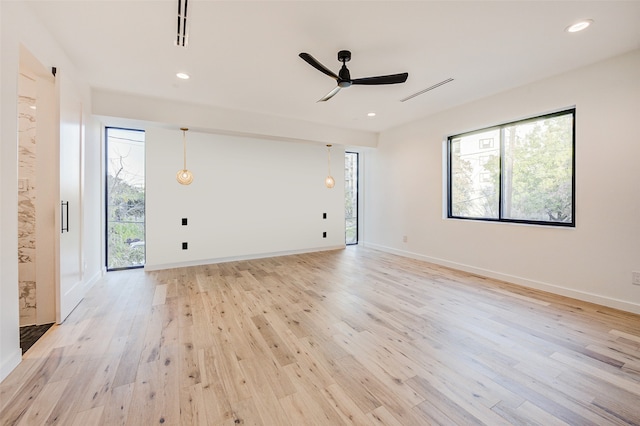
[299, 50, 409, 102]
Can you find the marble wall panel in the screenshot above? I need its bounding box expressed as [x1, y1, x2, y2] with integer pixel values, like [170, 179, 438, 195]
[18, 74, 37, 326]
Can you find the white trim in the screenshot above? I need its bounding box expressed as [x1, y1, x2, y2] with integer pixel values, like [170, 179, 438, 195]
[85, 269, 103, 289]
[143, 246, 346, 272]
[0, 348, 22, 383]
[363, 242, 640, 315]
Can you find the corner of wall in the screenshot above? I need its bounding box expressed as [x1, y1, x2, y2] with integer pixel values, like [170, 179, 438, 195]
[0, 348, 22, 383]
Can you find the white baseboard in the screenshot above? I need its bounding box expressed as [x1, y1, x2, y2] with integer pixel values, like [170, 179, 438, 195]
[0, 348, 22, 383]
[362, 242, 640, 315]
[85, 269, 103, 289]
[144, 245, 346, 272]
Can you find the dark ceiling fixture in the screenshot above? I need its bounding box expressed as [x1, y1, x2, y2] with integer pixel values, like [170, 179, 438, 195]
[299, 50, 408, 102]
[176, 0, 189, 47]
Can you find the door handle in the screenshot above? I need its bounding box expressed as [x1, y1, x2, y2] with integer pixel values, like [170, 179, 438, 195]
[61, 201, 69, 233]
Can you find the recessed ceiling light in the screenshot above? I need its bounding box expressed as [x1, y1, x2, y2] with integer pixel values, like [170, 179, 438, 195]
[176, 72, 190, 80]
[565, 19, 593, 33]
[367, 112, 376, 117]
[29, 105, 36, 110]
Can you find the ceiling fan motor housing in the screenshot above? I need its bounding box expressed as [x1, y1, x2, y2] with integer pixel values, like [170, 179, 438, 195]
[338, 65, 352, 87]
[337, 50, 352, 62]
[337, 50, 352, 86]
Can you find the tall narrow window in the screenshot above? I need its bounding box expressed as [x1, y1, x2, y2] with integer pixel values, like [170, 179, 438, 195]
[448, 109, 575, 226]
[106, 128, 145, 270]
[345, 152, 359, 245]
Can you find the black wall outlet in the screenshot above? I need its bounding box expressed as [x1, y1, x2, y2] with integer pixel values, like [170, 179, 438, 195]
[323, 232, 327, 238]
[323, 213, 327, 219]
[182, 242, 188, 250]
[182, 218, 188, 226]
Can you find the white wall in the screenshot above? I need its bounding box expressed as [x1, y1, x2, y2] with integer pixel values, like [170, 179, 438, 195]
[1, 2, 102, 381]
[0, 1, 22, 382]
[145, 128, 345, 270]
[83, 117, 102, 283]
[364, 49, 640, 314]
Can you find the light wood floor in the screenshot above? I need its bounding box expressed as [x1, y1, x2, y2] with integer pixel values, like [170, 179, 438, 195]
[2, 247, 640, 425]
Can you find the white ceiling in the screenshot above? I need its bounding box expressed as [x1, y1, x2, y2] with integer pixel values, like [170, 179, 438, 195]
[27, 1, 640, 133]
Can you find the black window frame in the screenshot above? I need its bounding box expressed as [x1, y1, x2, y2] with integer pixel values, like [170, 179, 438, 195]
[447, 108, 576, 227]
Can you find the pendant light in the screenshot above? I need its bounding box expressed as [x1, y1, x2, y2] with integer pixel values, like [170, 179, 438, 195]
[325, 144, 335, 188]
[176, 127, 194, 185]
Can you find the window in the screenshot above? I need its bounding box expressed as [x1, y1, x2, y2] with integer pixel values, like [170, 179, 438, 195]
[106, 127, 146, 270]
[452, 140, 461, 154]
[345, 152, 359, 245]
[448, 109, 575, 226]
[479, 138, 494, 149]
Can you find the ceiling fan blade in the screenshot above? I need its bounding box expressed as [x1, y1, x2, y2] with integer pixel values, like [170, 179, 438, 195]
[352, 72, 408, 85]
[318, 86, 341, 102]
[299, 53, 339, 80]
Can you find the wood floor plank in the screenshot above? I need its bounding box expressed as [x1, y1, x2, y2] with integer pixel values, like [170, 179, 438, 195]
[0, 347, 65, 425]
[197, 347, 233, 422]
[179, 383, 208, 426]
[16, 379, 68, 426]
[237, 358, 292, 426]
[226, 396, 264, 426]
[100, 383, 134, 426]
[366, 405, 404, 426]
[508, 400, 570, 426]
[151, 283, 167, 306]
[210, 331, 252, 403]
[251, 314, 297, 367]
[278, 387, 342, 426]
[320, 383, 371, 426]
[551, 351, 640, 395]
[555, 368, 640, 425]
[610, 329, 640, 344]
[2, 247, 640, 425]
[178, 325, 201, 388]
[70, 406, 104, 426]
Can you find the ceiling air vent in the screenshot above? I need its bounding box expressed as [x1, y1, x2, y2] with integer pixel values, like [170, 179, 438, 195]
[400, 78, 454, 102]
[176, 0, 189, 47]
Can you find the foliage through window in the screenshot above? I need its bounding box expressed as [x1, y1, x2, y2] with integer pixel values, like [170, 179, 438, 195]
[106, 127, 145, 270]
[448, 109, 575, 226]
[345, 152, 358, 244]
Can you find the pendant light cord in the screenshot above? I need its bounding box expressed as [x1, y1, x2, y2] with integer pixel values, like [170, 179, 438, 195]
[327, 144, 332, 175]
[183, 130, 187, 170]
[182, 128, 188, 170]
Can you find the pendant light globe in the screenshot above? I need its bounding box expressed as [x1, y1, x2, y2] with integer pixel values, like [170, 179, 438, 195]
[325, 144, 335, 189]
[176, 127, 193, 185]
[177, 169, 194, 185]
[325, 175, 335, 188]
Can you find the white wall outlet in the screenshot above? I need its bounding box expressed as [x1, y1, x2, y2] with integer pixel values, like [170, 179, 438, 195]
[633, 271, 640, 286]
[402, 235, 408, 243]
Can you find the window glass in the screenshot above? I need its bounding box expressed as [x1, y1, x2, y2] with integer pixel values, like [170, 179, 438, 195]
[345, 152, 358, 245]
[450, 129, 500, 219]
[501, 115, 573, 222]
[106, 127, 146, 270]
[448, 109, 574, 226]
